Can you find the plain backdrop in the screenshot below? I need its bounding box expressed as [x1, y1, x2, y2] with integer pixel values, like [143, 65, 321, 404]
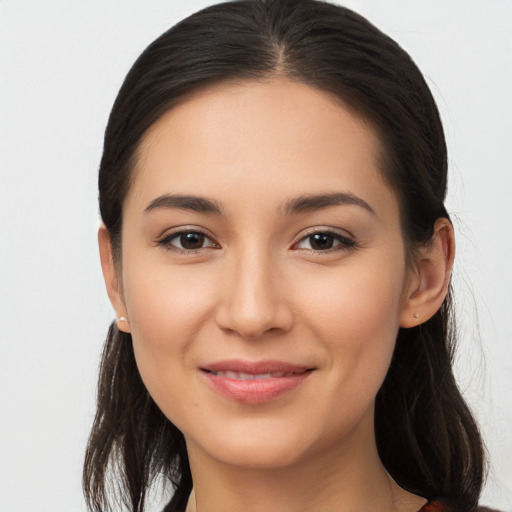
[1, 1, 511, 511]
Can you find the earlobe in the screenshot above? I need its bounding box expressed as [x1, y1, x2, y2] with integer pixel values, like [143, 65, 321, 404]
[98, 225, 131, 333]
[400, 218, 455, 328]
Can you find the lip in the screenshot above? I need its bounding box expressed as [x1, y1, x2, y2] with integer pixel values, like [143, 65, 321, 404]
[200, 359, 315, 404]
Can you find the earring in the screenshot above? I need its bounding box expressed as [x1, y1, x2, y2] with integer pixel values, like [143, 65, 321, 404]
[119, 316, 128, 322]
[413, 313, 420, 319]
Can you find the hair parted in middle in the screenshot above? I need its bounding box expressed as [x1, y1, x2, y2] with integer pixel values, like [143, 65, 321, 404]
[84, 1, 485, 512]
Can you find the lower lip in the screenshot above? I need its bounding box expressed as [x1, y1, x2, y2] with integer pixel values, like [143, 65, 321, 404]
[202, 371, 312, 404]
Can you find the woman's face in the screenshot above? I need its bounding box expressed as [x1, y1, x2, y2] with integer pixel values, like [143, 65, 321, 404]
[114, 80, 416, 469]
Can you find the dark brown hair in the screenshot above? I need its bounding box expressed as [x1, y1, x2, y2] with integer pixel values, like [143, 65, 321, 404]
[84, 1, 485, 511]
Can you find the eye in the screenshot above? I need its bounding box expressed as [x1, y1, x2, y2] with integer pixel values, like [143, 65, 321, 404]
[294, 231, 356, 252]
[157, 230, 218, 252]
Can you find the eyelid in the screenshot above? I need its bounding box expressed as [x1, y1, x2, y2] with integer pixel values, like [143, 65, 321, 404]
[155, 226, 220, 253]
[291, 227, 357, 252]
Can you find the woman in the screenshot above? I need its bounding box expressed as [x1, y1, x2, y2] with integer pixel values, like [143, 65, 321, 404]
[83, 1, 493, 511]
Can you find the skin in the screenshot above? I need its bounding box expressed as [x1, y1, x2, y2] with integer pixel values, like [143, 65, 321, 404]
[100, 79, 454, 512]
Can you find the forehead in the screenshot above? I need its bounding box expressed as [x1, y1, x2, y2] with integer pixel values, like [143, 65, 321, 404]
[128, 79, 397, 220]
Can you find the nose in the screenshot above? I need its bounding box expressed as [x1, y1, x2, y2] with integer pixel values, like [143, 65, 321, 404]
[215, 247, 294, 339]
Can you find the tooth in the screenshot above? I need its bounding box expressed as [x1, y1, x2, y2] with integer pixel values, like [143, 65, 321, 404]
[254, 373, 272, 380]
[210, 370, 297, 380]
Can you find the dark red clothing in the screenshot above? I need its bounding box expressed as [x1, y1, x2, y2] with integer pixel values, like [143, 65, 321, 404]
[420, 502, 451, 512]
[420, 501, 501, 512]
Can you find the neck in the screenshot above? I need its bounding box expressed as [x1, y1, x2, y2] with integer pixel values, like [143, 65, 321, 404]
[186, 413, 425, 512]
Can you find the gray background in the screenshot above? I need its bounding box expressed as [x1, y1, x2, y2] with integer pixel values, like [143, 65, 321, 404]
[1, 0, 510, 510]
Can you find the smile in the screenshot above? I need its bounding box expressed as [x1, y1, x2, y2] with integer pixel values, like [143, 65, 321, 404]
[200, 360, 315, 404]
[207, 370, 304, 380]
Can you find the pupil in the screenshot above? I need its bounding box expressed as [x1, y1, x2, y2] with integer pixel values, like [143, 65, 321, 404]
[181, 232, 204, 250]
[311, 233, 333, 250]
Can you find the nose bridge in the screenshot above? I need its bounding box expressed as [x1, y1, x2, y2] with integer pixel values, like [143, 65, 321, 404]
[217, 242, 292, 338]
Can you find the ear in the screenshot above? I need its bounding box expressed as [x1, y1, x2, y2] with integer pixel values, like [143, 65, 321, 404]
[400, 218, 455, 328]
[98, 225, 131, 333]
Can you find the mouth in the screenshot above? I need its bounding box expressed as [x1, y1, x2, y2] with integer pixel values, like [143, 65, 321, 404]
[204, 370, 308, 380]
[200, 360, 315, 404]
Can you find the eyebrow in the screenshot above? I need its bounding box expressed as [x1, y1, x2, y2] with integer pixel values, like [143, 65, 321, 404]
[281, 192, 375, 216]
[144, 194, 224, 215]
[144, 191, 375, 217]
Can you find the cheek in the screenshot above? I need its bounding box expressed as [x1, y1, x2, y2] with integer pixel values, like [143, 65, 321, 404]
[290, 261, 406, 446]
[296, 254, 406, 380]
[123, 254, 215, 340]
[303, 257, 404, 329]
[120, 257, 217, 407]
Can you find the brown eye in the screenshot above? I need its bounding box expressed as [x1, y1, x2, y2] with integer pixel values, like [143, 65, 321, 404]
[295, 231, 356, 252]
[158, 230, 218, 252]
[180, 232, 206, 250]
[309, 233, 335, 250]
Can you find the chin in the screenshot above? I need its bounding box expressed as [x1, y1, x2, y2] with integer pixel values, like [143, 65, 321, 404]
[183, 415, 318, 469]
[208, 439, 307, 469]
[183, 410, 365, 471]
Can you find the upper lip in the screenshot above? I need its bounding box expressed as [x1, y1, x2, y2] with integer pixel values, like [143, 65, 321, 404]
[201, 359, 314, 374]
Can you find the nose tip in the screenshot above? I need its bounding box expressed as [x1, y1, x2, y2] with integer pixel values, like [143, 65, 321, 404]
[222, 304, 290, 340]
[217, 296, 294, 340]
[215, 260, 294, 339]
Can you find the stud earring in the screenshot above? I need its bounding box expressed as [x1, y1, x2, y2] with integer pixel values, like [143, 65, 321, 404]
[413, 313, 420, 319]
[119, 316, 128, 322]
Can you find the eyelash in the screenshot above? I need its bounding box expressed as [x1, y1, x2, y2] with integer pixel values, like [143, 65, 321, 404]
[157, 229, 219, 254]
[292, 230, 357, 253]
[156, 229, 357, 254]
